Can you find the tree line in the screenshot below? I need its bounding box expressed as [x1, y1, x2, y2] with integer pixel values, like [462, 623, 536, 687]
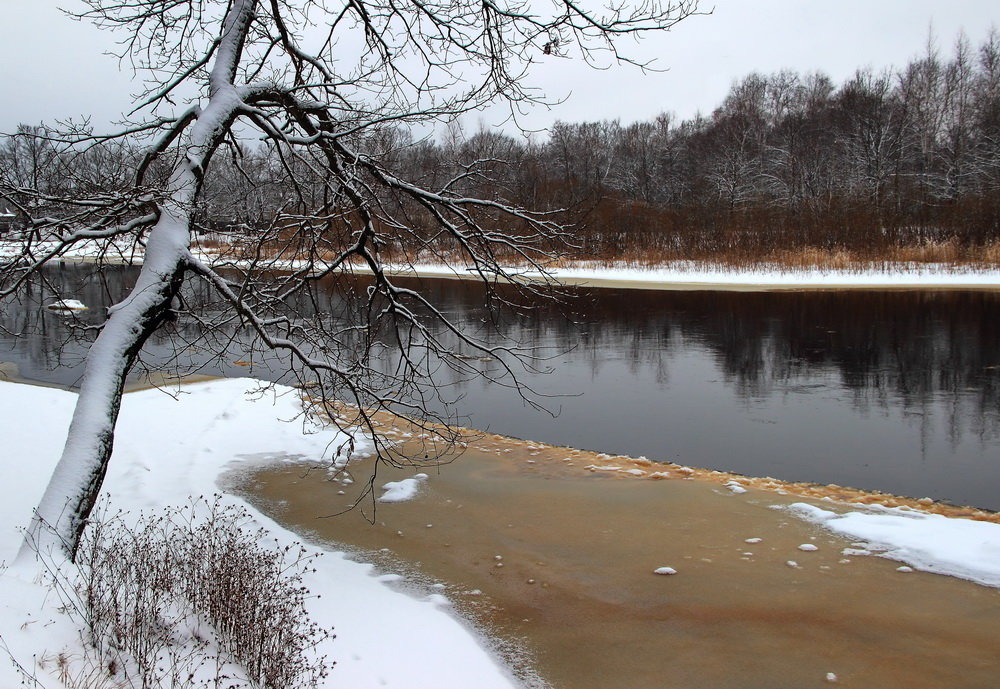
[433, 31, 1000, 264]
[4, 31, 1000, 266]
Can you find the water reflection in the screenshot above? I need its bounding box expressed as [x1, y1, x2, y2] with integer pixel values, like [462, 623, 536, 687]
[3, 263, 999, 508]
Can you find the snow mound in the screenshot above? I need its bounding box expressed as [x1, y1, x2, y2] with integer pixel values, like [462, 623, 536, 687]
[787, 502, 1000, 587]
[378, 473, 429, 503]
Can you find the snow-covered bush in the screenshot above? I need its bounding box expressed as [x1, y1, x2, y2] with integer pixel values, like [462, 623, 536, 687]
[68, 497, 331, 689]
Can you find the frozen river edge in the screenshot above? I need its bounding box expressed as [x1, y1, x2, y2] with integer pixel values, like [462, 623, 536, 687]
[2, 377, 1000, 686]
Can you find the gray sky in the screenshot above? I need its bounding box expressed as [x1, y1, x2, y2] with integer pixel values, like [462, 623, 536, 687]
[1, 0, 998, 135]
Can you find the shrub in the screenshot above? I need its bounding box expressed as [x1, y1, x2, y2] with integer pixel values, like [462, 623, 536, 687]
[70, 497, 331, 689]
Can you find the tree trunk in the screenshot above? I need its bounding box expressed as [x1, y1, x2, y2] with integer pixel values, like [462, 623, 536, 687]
[18, 0, 255, 562]
[19, 250, 186, 560]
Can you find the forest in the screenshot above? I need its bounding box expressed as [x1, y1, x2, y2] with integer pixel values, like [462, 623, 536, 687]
[4, 31, 1000, 268]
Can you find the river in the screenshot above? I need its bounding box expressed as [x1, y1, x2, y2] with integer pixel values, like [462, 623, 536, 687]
[3, 262, 1000, 509]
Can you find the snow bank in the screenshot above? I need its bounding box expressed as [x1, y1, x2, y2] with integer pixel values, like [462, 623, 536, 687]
[6, 237, 1000, 289]
[787, 502, 1000, 587]
[542, 262, 1000, 289]
[0, 379, 520, 689]
[366, 260, 1000, 290]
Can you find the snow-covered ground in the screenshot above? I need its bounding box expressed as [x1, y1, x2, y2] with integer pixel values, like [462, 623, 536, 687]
[787, 502, 1000, 588]
[5, 237, 1000, 289]
[0, 379, 522, 689]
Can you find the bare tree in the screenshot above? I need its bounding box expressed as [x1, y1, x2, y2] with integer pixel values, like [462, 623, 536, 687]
[0, 0, 698, 560]
[703, 75, 771, 211]
[834, 69, 908, 221]
[973, 29, 1000, 190]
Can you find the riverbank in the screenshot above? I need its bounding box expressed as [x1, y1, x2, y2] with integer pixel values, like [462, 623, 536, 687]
[0, 379, 522, 689]
[350, 259, 1000, 291]
[7, 237, 1000, 290]
[2, 376, 999, 688]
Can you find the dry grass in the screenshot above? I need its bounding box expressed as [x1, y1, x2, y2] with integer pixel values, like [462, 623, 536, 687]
[193, 228, 1000, 274]
[765, 241, 1000, 271]
[556, 240, 1000, 273]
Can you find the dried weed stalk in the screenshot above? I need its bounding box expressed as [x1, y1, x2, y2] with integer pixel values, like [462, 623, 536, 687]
[69, 497, 331, 689]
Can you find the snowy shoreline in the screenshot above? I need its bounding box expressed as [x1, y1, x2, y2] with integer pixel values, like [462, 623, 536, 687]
[7, 239, 1000, 291]
[352, 260, 1000, 291]
[0, 379, 523, 689]
[3, 377, 1000, 686]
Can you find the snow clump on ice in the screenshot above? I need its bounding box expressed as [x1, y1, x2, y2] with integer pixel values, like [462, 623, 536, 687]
[378, 473, 429, 502]
[46, 298, 88, 311]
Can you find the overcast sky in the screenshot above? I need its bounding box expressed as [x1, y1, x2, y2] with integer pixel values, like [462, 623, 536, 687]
[1, 0, 998, 135]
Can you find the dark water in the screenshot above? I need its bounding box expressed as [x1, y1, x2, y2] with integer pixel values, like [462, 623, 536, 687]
[3, 263, 1000, 509]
